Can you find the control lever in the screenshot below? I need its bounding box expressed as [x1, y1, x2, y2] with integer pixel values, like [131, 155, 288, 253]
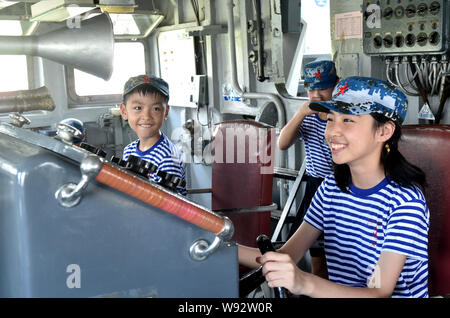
[256, 234, 287, 298]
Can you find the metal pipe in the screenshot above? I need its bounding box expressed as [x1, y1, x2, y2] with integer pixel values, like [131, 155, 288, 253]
[0, 36, 37, 55]
[395, 62, 419, 96]
[253, 0, 267, 82]
[427, 63, 433, 92]
[403, 57, 419, 92]
[395, 57, 419, 95]
[385, 57, 398, 87]
[420, 57, 429, 92]
[414, 57, 426, 90]
[226, 0, 285, 129]
[0, 86, 56, 113]
[226, 0, 286, 172]
[435, 71, 449, 124]
[430, 59, 439, 96]
[427, 57, 436, 95]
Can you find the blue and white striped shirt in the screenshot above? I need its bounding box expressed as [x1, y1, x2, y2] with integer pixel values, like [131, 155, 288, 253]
[298, 114, 333, 178]
[123, 133, 186, 195]
[304, 175, 429, 298]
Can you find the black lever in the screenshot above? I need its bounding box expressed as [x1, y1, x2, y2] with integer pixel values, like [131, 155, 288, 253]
[256, 234, 287, 298]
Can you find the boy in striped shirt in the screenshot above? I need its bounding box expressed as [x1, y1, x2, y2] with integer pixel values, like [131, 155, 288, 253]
[239, 77, 429, 297]
[278, 60, 338, 279]
[120, 75, 186, 195]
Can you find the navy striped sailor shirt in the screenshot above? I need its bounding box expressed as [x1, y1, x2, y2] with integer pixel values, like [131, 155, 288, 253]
[304, 175, 429, 297]
[123, 133, 186, 195]
[298, 113, 333, 178]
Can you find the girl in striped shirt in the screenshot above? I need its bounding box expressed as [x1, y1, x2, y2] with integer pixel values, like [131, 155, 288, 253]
[238, 76, 429, 297]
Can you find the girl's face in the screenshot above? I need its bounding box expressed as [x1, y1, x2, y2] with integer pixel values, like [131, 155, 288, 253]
[325, 111, 391, 169]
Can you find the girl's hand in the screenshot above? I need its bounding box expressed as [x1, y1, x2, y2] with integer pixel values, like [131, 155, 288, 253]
[258, 251, 311, 296]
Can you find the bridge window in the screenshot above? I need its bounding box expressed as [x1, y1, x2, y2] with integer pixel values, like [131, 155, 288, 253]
[302, 0, 332, 56]
[67, 41, 146, 105]
[298, 0, 332, 96]
[0, 21, 29, 92]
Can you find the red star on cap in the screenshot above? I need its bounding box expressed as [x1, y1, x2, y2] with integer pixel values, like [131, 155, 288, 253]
[336, 82, 350, 96]
[315, 71, 322, 79]
[142, 76, 150, 82]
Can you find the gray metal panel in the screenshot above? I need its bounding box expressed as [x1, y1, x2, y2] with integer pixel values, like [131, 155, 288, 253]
[281, 0, 302, 33]
[0, 132, 238, 298]
[336, 53, 360, 80]
[363, 0, 449, 55]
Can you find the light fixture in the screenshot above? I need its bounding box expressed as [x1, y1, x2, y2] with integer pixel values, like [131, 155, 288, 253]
[107, 10, 164, 40]
[27, 0, 164, 40]
[98, 0, 136, 14]
[30, 0, 97, 22]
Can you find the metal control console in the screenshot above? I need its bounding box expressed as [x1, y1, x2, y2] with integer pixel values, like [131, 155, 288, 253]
[0, 124, 238, 297]
[363, 0, 450, 55]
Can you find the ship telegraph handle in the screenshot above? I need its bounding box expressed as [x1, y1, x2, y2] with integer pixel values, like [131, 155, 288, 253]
[189, 216, 234, 261]
[71, 155, 234, 260]
[55, 154, 102, 208]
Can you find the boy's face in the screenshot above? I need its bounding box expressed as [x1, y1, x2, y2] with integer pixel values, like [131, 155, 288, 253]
[307, 85, 334, 102]
[120, 91, 169, 143]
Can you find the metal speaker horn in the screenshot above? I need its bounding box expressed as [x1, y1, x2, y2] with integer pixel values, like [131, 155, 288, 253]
[0, 13, 114, 80]
[0, 86, 56, 114]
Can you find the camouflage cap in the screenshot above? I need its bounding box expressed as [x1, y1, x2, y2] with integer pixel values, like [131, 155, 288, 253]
[309, 76, 408, 125]
[123, 74, 169, 99]
[304, 60, 337, 90]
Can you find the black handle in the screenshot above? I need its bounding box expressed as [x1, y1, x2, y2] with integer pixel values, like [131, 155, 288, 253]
[256, 234, 287, 298]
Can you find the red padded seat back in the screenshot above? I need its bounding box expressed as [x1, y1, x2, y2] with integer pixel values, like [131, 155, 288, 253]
[211, 120, 274, 248]
[399, 125, 450, 296]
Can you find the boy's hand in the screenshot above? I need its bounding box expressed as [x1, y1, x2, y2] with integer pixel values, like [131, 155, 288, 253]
[278, 100, 314, 150]
[297, 100, 317, 117]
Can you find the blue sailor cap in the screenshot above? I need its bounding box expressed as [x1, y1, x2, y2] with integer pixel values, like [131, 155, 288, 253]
[309, 76, 408, 125]
[304, 60, 337, 90]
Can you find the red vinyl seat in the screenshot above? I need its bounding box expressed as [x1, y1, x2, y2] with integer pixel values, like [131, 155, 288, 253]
[399, 124, 450, 297]
[211, 120, 275, 248]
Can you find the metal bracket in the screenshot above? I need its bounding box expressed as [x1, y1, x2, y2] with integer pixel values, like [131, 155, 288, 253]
[55, 155, 102, 208]
[185, 24, 227, 37]
[189, 236, 222, 262]
[56, 122, 83, 143]
[189, 216, 234, 261]
[9, 113, 30, 127]
[217, 203, 278, 214]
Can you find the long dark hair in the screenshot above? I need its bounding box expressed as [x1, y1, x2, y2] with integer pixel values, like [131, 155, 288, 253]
[334, 113, 427, 193]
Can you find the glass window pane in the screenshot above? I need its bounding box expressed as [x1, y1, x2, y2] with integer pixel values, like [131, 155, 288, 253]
[0, 56, 29, 91]
[301, 0, 331, 55]
[74, 42, 145, 96]
[0, 20, 23, 36]
[296, 0, 332, 96]
[0, 21, 29, 92]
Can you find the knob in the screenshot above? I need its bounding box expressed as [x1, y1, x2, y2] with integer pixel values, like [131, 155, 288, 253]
[127, 155, 158, 179]
[110, 155, 130, 168]
[78, 142, 107, 158]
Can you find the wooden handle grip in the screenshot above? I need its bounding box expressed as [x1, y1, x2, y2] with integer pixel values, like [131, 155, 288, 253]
[95, 162, 225, 235]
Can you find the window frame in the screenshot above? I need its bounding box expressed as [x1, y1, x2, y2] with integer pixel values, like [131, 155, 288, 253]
[66, 39, 150, 107]
[296, 1, 332, 97]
